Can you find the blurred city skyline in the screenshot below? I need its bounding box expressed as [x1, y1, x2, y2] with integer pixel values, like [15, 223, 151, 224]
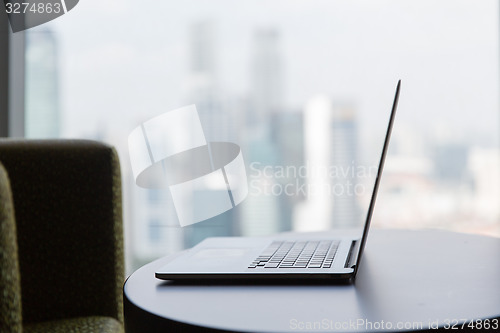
[23, 0, 500, 270]
[40, 0, 498, 145]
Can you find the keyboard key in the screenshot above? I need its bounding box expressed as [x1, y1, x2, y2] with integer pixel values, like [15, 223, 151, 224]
[294, 264, 307, 267]
[264, 263, 280, 268]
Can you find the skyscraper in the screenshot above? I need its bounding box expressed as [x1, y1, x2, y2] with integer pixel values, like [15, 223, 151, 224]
[184, 21, 238, 242]
[271, 110, 305, 231]
[239, 28, 286, 235]
[331, 103, 360, 227]
[250, 28, 283, 127]
[25, 28, 60, 138]
[294, 96, 333, 231]
[295, 98, 360, 230]
[128, 183, 184, 270]
[186, 21, 235, 142]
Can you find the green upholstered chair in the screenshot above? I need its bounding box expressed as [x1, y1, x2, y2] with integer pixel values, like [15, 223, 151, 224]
[0, 163, 22, 333]
[0, 139, 124, 333]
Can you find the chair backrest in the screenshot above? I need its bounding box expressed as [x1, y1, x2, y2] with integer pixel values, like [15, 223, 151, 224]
[0, 139, 124, 325]
[0, 163, 22, 333]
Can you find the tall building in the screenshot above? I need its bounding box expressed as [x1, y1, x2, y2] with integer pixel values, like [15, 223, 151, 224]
[294, 96, 333, 231]
[186, 21, 235, 142]
[239, 28, 286, 235]
[128, 184, 185, 270]
[271, 110, 305, 231]
[330, 103, 361, 227]
[295, 98, 361, 230]
[240, 174, 281, 236]
[433, 143, 469, 185]
[183, 21, 239, 242]
[250, 28, 283, 127]
[468, 147, 500, 221]
[25, 29, 60, 138]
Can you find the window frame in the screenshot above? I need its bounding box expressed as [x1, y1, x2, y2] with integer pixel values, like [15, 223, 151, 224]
[0, 10, 24, 138]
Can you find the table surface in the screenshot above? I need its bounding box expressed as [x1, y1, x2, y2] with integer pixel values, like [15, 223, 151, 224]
[124, 229, 500, 332]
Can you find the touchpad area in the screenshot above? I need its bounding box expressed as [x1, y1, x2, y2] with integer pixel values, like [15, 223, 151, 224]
[189, 248, 251, 267]
[192, 248, 249, 259]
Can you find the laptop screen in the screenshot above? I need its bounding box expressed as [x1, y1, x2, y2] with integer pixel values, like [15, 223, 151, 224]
[352, 80, 401, 273]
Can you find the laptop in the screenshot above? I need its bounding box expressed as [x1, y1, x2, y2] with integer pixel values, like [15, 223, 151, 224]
[155, 80, 401, 282]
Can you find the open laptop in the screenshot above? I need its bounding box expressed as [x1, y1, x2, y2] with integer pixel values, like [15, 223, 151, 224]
[156, 80, 401, 282]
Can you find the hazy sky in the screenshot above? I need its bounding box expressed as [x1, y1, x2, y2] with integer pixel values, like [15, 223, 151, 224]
[38, 0, 499, 152]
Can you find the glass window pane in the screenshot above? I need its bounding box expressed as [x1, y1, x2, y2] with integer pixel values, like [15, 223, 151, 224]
[24, 0, 500, 274]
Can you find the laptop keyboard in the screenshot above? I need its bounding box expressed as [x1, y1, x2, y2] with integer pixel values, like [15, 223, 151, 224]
[248, 240, 339, 269]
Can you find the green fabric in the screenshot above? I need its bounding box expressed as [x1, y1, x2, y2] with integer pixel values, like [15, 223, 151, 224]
[24, 316, 123, 333]
[0, 139, 124, 331]
[0, 164, 22, 333]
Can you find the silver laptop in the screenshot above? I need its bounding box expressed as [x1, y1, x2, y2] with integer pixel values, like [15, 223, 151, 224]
[156, 80, 401, 282]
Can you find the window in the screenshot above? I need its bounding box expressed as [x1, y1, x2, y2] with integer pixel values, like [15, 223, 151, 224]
[17, 0, 500, 274]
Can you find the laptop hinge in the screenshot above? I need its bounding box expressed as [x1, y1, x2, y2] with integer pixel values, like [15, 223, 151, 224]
[344, 240, 360, 269]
